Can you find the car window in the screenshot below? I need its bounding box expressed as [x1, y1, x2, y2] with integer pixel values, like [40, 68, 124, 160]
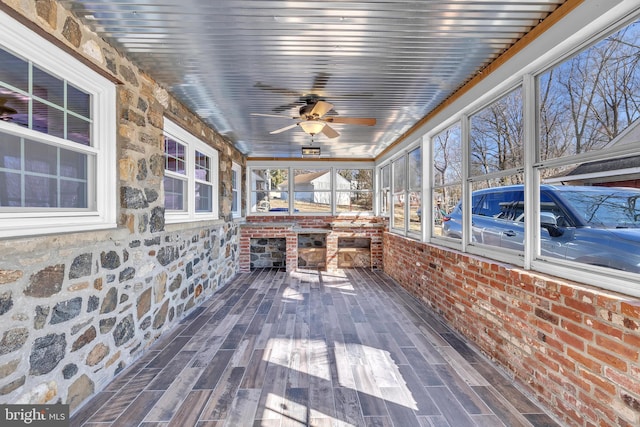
[559, 189, 640, 228]
[473, 190, 523, 217]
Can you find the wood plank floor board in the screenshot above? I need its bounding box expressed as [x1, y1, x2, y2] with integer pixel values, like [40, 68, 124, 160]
[147, 350, 197, 390]
[193, 349, 235, 390]
[401, 346, 445, 386]
[426, 385, 477, 427]
[395, 364, 440, 416]
[166, 389, 212, 427]
[432, 363, 492, 415]
[143, 367, 205, 422]
[71, 268, 560, 427]
[471, 386, 533, 427]
[222, 388, 261, 427]
[199, 366, 246, 421]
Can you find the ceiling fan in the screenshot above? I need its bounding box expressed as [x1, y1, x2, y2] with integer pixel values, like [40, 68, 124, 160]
[251, 100, 376, 139]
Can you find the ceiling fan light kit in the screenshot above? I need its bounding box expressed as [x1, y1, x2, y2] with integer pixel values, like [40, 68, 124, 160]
[252, 99, 375, 139]
[299, 120, 325, 135]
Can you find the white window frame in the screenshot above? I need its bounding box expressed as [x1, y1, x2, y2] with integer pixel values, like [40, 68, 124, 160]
[246, 161, 374, 215]
[231, 162, 242, 218]
[164, 119, 219, 223]
[0, 11, 117, 239]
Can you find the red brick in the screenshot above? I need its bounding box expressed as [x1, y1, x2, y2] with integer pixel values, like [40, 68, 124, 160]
[565, 296, 597, 316]
[567, 347, 602, 372]
[551, 303, 583, 323]
[561, 319, 594, 341]
[621, 300, 640, 320]
[595, 335, 638, 361]
[587, 345, 627, 371]
[590, 319, 623, 339]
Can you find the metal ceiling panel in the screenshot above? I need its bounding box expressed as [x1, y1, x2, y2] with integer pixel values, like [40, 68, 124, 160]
[59, 0, 566, 158]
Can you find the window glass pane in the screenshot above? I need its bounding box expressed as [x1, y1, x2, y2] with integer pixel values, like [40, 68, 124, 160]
[32, 100, 64, 138]
[408, 148, 422, 233]
[0, 132, 21, 171]
[380, 164, 390, 215]
[0, 171, 21, 206]
[470, 87, 523, 176]
[0, 88, 28, 127]
[24, 139, 57, 174]
[33, 66, 64, 107]
[392, 157, 406, 229]
[60, 179, 87, 208]
[444, 175, 524, 249]
[60, 149, 87, 179]
[164, 176, 186, 211]
[433, 185, 461, 237]
[538, 20, 640, 161]
[195, 182, 212, 212]
[336, 168, 373, 212]
[67, 84, 91, 118]
[0, 48, 28, 92]
[433, 123, 462, 186]
[250, 168, 288, 213]
[294, 169, 331, 212]
[408, 148, 421, 191]
[165, 137, 186, 175]
[24, 175, 56, 207]
[67, 114, 91, 146]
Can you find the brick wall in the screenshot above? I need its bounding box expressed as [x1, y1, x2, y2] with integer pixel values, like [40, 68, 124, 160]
[383, 232, 640, 427]
[241, 216, 385, 272]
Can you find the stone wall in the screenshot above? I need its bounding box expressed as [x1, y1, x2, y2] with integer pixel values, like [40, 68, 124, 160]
[0, 0, 243, 413]
[383, 232, 640, 427]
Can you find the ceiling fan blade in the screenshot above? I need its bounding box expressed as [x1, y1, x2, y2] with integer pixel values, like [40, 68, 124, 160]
[321, 124, 340, 139]
[310, 100, 334, 118]
[254, 82, 301, 97]
[270, 123, 299, 134]
[325, 117, 376, 126]
[251, 113, 298, 119]
[311, 72, 331, 93]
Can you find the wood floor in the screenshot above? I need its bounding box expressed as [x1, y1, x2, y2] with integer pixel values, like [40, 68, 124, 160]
[70, 268, 560, 427]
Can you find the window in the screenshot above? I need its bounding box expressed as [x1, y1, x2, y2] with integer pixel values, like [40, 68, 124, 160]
[163, 119, 218, 223]
[379, 164, 390, 216]
[250, 168, 289, 213]
[392, 156, 406, 230]
[426, 13, 640, 294]
[432, 123, 462, 238]
[336, 169, 373, 213]
[408, 147, 422, 235]
[0, 11, 116, 238]
[468, 87, 523, 251]
[534, 17, 640, 276]
[248, 164, 374, 215]
[231, 162, 242, 218]
[294, 169, 331, 213]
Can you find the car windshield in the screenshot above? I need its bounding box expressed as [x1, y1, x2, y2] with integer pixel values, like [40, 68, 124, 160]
[557, 188, 640, 228]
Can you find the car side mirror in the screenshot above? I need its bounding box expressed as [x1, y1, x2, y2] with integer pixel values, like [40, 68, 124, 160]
[540, 212, 563, 237]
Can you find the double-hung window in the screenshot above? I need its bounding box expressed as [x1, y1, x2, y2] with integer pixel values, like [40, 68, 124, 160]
[0, 11, 116, 238]
[163, 119, 218, 223]
[231, 162, 242, 218]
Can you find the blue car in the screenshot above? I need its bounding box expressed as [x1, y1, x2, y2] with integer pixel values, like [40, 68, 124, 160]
[441, 184, 640, 273]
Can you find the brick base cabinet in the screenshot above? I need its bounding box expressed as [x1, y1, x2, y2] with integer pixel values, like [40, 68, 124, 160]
[240, 216, 384, 272]
[383, 232, 640, 427]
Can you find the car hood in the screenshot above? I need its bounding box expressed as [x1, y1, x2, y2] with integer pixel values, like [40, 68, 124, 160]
[602, 227, 640, 243]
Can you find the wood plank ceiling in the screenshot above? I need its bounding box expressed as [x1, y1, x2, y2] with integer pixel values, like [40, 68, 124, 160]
[59, 0, 567, 159]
